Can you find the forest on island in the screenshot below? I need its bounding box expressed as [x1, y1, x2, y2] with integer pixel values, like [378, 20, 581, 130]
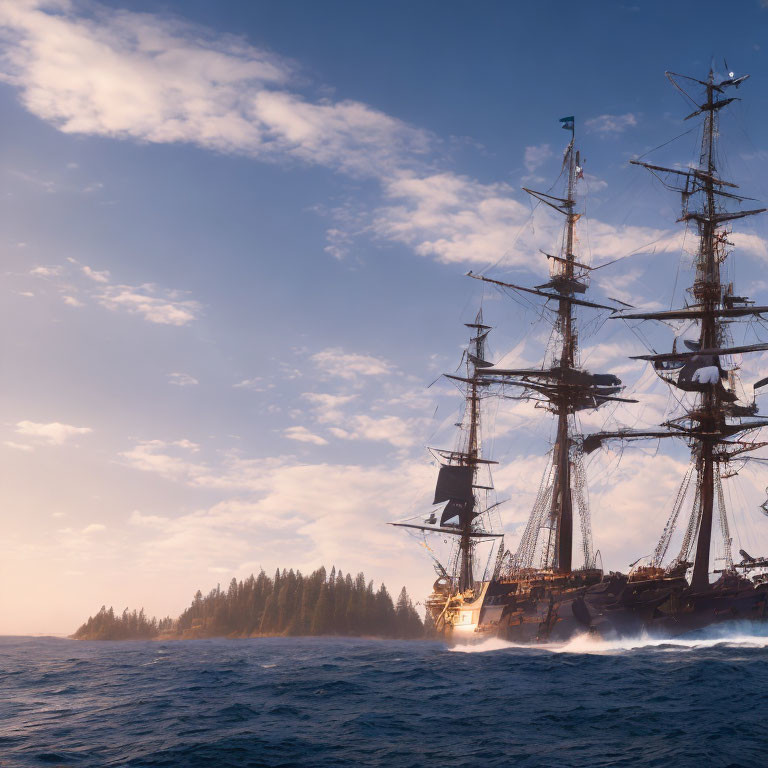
[73, 566, 425, 641]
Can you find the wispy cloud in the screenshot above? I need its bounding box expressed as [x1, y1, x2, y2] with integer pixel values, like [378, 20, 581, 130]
[311, 347, 392, 380]
[82, 264, 110, 283]
[29, 258, 201, 325]
[585, 113, 638, 134]
[95, 283, 199, 326]
[284, 425, 328, 446]
[523, 143, 552, 173]
[167, 372, 199, 387]
[233, 377, 265, 391]
[4, 440, 35, 452]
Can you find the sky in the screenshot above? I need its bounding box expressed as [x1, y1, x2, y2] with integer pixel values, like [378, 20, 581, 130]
[3, 0, 768, 634]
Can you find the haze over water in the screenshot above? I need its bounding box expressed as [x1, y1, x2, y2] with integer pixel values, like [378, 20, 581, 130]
[2, 628, 767, 767]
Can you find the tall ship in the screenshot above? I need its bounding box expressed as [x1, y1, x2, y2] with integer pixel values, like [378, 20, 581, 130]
[393, 68, 768, 642]
[393, 116, 636, 641]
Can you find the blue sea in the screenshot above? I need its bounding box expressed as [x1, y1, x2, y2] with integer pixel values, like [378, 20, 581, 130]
[2, 628, 768, 767]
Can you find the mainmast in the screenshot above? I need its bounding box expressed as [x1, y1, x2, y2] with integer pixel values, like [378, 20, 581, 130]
[589, 68, 768, 588]
[469, 118, 633, 575]
[551, 122, 578, 572]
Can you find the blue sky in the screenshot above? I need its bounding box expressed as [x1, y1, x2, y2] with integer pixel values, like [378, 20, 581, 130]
[2, 0, 768, 633]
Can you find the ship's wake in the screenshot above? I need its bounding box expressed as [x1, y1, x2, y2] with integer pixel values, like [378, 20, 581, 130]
[446, 621, 768, 654]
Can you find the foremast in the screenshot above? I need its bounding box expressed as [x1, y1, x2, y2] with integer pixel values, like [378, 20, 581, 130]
[455, 314, 490, 591]
[589, 69, 768, 588]
[469, 119, 632, 575]
[390, 311, 502, 595]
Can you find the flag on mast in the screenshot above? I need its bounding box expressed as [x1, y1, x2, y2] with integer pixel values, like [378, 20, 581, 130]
[560, 115, 575, 132]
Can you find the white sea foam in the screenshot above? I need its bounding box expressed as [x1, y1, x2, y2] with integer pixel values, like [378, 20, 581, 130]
[446, 621, 768, 655]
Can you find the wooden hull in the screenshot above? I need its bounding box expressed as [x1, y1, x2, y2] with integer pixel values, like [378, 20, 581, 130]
[435, 572, 768, 644]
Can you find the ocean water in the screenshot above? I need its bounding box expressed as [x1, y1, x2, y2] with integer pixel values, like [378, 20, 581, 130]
[2, 627, 768, 767]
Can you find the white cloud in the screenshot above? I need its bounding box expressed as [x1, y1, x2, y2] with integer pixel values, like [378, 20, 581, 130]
[168, 372, 199, 387]
[119, 456, 435, 581]
[28, 256, 201, 325]
[0, 1, 692, 278]
[372, 170, 680, 268]
[96, 284, 199, 326]
[302, 392, 357, 422]
[15, 420, 92, 445]
[333, 414, 420, 449]
[0, 1, 428, 178]
[373, 171, 533, 265]
[30, 265, 61, 277]
[284, 425, 328, 445]
[120, 439, 205, 480]
[82, 523, 106, 534]
[732, 231, 768, 262]
[311, 347, 392, 380]
[585, 113, 638, 134]
[523, 143, 552, 173]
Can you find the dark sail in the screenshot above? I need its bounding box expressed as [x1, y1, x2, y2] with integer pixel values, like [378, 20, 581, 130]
[440, 499, 479, 526]
[433, 465, 474, 505]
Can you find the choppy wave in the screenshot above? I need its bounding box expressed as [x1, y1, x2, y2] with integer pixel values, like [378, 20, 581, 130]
[448, 621, 768, 655]
[2, 631, 766, 767]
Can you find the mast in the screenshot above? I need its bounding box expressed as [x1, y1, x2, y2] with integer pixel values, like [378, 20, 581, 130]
[552, 128, 578, 572]
[390, 311, 503, 594]
[691, 70, 720, 591]
[459, 317, 484, 591]
[468, 118, 631, 575]
[588, 68, 767, 588]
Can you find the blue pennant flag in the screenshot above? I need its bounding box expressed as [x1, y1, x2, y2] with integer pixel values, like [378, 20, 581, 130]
[559, 115, 575, 132]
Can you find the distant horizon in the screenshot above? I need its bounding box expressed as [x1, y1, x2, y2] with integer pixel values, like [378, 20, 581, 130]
[3, 0, 768, 634]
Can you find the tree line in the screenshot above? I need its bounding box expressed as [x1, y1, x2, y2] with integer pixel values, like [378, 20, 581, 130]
[72, 607, 174, 641]
[73, 566, 424, 640]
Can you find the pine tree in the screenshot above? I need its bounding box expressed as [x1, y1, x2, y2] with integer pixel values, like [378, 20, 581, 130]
[75, 565, 423, 640]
